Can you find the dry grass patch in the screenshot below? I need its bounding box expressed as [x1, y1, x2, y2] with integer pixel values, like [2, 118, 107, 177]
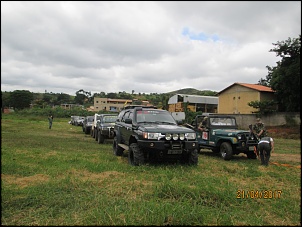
[270, 153, 301, 163]
[2, 173, 50, 188]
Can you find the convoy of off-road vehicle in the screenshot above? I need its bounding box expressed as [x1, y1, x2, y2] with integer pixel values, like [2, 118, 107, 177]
[76, 106, 260, 165]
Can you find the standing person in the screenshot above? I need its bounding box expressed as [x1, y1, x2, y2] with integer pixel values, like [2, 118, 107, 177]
[198, 117, 208, 131]
[253, 118, 267, 139]
[48, 115, 53, 129]
[257, 136, 274, 166]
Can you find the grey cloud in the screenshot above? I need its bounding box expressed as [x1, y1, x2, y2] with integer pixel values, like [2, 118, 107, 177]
[1, 1, 300, 95]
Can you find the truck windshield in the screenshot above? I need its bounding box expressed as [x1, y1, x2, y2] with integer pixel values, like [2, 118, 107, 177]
[210, 117, 236, 126]
[103, 116, 117, 123]
[137, 110, 176, 124]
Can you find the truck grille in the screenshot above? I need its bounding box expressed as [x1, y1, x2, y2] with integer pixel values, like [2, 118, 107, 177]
[171, 143, 181, 149]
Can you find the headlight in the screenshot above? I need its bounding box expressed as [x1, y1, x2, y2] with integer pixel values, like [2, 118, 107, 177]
[142, 132, 196, 140]
[143, 132, 160, 140]
[185, 133, 196, 140]
[166, 133, 172, 140]
[173, 134, 179, 140]
[179, 133, 185, 140]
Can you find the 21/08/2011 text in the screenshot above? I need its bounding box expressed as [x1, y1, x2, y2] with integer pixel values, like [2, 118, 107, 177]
[236, 190, 282, 199]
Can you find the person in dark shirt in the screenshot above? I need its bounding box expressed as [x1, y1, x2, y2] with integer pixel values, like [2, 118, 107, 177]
[253, 118, 267, 139]
[48, 115, 54, 129]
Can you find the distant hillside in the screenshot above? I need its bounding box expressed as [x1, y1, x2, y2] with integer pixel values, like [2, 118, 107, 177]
[164, 88, 218, 96]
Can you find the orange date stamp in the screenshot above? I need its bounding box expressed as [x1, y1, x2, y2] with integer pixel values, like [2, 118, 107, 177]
[237, 190, 282, 199]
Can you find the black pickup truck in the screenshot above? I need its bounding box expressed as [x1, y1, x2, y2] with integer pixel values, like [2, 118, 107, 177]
[113, 106, 198, 166]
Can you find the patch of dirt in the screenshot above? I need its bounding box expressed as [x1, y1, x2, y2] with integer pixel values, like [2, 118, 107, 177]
[266, 125, 300, 139]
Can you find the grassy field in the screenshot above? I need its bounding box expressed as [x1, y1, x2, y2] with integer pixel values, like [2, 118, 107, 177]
[1, 114, 301, 226]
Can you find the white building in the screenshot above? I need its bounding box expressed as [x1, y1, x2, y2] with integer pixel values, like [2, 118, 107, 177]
[168, 94, 218, 113]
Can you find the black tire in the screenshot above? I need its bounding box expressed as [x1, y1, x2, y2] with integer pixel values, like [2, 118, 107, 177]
[98, 133, 105, 144]
[196, 144, 200, 153]
[95, 131, 98, 141]
[113, 136, 124, 156]
[129, 143, 144, 166]
[220, 142, 233, 160]
[85, 128, 89, 134]
[187, 149, 198, 165]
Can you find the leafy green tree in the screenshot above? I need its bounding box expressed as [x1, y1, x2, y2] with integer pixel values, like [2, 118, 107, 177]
[161, 94, 169, 110]
[1, 92, 12, 113]
[33, 99, 47, 108]
[185, 111, 203, 124]
[9, 90, 34, 110]
[42, 93, 57, 107]
[75, 89, 91, 105]
[259, 35, 300, 112]
[107, 92, 118, 99]
[118, 91, 133, 99]
[57, 93, 71, 104]
[247, 100, 278, 116]
[1, 92, 11, 109]
[199, 90, 218, 96]
[42, 93, 52, 103]
[98, 92, 107, 98]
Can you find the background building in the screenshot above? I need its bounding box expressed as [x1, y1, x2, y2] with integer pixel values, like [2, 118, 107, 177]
[217, 83, 276, 114]
[168, 94, 218, 113]
[94, 98, 132, 112]
[93, 98, 152, 112]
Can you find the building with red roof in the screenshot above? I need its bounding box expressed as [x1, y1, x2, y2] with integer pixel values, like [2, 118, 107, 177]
[217, 82, 276, 114]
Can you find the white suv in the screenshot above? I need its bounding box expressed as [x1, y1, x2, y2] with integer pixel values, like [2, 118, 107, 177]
[90, 114, 101, 138]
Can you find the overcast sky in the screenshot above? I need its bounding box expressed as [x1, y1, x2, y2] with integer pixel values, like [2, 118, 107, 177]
[1, 1, 301, 96]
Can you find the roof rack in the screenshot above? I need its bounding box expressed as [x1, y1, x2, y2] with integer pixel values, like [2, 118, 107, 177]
[123, 105, 157, 110]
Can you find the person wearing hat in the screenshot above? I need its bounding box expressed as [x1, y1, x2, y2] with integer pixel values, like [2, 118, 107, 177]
[253, 118, 267, 139]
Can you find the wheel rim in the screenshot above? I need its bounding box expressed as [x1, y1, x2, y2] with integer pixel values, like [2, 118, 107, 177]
[221, 149, 226, 158]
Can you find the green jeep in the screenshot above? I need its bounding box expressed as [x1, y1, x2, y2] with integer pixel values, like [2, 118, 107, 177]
[185, 114, 258, 160]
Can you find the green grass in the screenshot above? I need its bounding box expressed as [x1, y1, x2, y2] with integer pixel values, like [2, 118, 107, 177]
[1, 114, 301, 226]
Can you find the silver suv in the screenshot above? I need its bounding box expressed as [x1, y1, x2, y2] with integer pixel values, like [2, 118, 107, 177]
[82, 116, 94, 134]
